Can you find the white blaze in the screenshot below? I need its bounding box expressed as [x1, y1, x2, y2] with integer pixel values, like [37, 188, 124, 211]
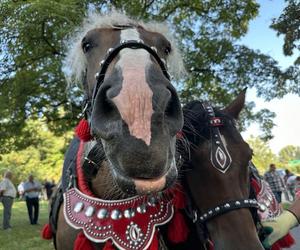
[112, 29, 154, 145]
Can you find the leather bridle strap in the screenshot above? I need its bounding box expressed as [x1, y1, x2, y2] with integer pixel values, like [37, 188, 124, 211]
[201, 102, 232, 173]
[92, 39, 170, 105]
[196, 198, 262, 223]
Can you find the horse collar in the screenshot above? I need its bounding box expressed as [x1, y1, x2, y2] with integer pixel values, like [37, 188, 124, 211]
[64, 188, 173, 250]
[201, 102, 232, 173]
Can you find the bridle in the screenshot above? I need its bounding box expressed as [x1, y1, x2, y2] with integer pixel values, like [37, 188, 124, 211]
[183, 102, 265, 232]
[82, 27, 171, 120]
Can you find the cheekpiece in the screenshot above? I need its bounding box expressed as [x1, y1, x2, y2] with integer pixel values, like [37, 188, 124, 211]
[64, 188, 174, 250]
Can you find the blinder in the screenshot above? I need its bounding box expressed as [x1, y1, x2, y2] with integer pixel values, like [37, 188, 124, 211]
[201, 102, 232, 173]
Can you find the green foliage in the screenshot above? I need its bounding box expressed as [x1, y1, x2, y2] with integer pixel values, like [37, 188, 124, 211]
[246, 135, 278, 174]
[0, 0, 299, 152]
[271, 0, 300, 65]
[0, 119, 72, 184]
[0, 200, 53, 250]
[278, 145, 300, 166]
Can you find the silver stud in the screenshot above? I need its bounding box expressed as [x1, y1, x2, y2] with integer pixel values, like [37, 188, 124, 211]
[215, 207, 220, 212]
[85, 206, 94, 217]
[216, 141, 220, 144]
[151, 46, 157, 53]
[235, 201, 241, 206]
[224, 203, 230, 208]
[124, 208, 135, 219]
[111, 209, 122, 220]
[259, 203, 267, 212]
[121, 39, 127, 44]
[137, 204, 146, 214]
[107, 48, 114, 54]
[95, 72, 99, 79]
[244, 200, 249, 203]
[203, 213, 207, 217]
[200, 216, 204, 220]
[73, 202, 84, 213]
[97, 208, 108, 219]
[137, 39, 144, 43]
[161, 58, 166, 65]
[147, 197, 157, 207]
[99, 60, 105, 66]
[265, 200, 271, 207]
[208, 210, 212, 215]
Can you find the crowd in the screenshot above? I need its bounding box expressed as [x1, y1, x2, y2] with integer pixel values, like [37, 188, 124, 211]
[0, 171, 56, 230]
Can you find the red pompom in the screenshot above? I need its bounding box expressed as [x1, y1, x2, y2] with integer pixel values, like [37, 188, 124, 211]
[41, 223, 52, 240]
[276, 233, 295, 248]
[270, 243, 281, 250]
[168, 211, 189, 243]
[103, 240, 115, 250]
[75, 119, 92, 142]
[172, 188, 186, 209]
[147, 230, 159, 250]
[74, 231, 94, 250]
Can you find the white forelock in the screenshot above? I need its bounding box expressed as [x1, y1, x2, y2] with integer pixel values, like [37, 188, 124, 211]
[64, 10, 186, 87]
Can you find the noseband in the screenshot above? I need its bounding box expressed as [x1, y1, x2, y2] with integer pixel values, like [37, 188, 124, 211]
[83, 32, 171, 119]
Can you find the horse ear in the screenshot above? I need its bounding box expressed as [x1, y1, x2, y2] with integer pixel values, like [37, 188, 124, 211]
[223, 88, 247, 119]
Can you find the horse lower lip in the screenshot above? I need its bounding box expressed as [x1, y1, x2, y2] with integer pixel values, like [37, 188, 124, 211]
[134, 175, 166, 194]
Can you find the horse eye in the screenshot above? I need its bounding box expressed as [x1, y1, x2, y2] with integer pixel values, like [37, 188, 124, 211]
[82, 42, 92, 53]
[165, 45, 171, 55]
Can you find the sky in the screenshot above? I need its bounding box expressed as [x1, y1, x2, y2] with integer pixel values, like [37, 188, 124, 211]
[239, 0, 300, 154]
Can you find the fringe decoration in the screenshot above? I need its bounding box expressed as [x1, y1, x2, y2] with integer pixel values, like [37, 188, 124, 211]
[74, 231, 94, 250]
[41, 223, 53, 240]
[75, 119, 92, 142]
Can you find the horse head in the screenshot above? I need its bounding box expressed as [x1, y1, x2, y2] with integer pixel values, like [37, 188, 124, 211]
[180, 90, 264, 250]
[65, 12, 184, 196]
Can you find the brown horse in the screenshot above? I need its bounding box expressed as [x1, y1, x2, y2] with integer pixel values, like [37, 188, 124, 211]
[180, 91, 265, 250]
[52, 11, 186, 250]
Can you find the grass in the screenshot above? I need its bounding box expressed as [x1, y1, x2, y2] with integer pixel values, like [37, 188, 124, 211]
[0, 200, 54, 250]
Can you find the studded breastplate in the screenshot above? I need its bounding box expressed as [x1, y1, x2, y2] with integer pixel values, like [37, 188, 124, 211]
[64, 188, 174, 250]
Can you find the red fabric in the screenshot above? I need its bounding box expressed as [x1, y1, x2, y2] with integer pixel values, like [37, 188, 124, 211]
[74, 232, 95, 250]
[75, 119, 92, 142]
[167, 211, 189, 244]
[147, 230, 159, 250]
[41, 223, 53, 240]
[270, 243, 281, 250]
[103, 240, 115, 250]
[276, 233, 295, 248]
[76, 141, 95, 197]
[172, 188, 186, 209]
[250, 178, 261, 194]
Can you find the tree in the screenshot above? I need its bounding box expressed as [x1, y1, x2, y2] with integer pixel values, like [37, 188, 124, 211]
[271, 0, 300, 65]
[0, 0, 299, 152]
[246, 135, 278, 174]
[278, 145, 300, 165]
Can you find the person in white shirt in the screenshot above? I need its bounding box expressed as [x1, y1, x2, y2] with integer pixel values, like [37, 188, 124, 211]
[23, 174, 42, 225]
[0, 171, 17, 230]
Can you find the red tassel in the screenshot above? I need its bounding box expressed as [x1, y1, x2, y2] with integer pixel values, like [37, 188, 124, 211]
[74, 232, 94, 250]
[41, 223, 52, 240]
[103, 240, 115, 250]
[270, 243, 281, 250]
[168, 211, 189, 243]
[172, 188, 186, 209]
[147, 230, 159, 250]
[75, 119, 92, 142]
[276, 233, 295, 248]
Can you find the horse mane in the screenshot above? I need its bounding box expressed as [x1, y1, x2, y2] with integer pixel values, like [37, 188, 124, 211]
[64, 10, 186, 87]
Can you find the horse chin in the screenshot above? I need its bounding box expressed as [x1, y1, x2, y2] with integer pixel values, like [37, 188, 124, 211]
[110, 161, 178, 196]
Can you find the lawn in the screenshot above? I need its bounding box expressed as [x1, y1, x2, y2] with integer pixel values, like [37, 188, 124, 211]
[0, 200, 54, 250]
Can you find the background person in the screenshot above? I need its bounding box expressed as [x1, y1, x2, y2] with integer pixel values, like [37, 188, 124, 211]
[23, 174, 42, 225]
[0, 171, 17, 230]
[264, 163, 285, 204]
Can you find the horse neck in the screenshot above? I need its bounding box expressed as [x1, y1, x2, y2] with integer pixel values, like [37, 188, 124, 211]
[207, 209, 264, 250]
